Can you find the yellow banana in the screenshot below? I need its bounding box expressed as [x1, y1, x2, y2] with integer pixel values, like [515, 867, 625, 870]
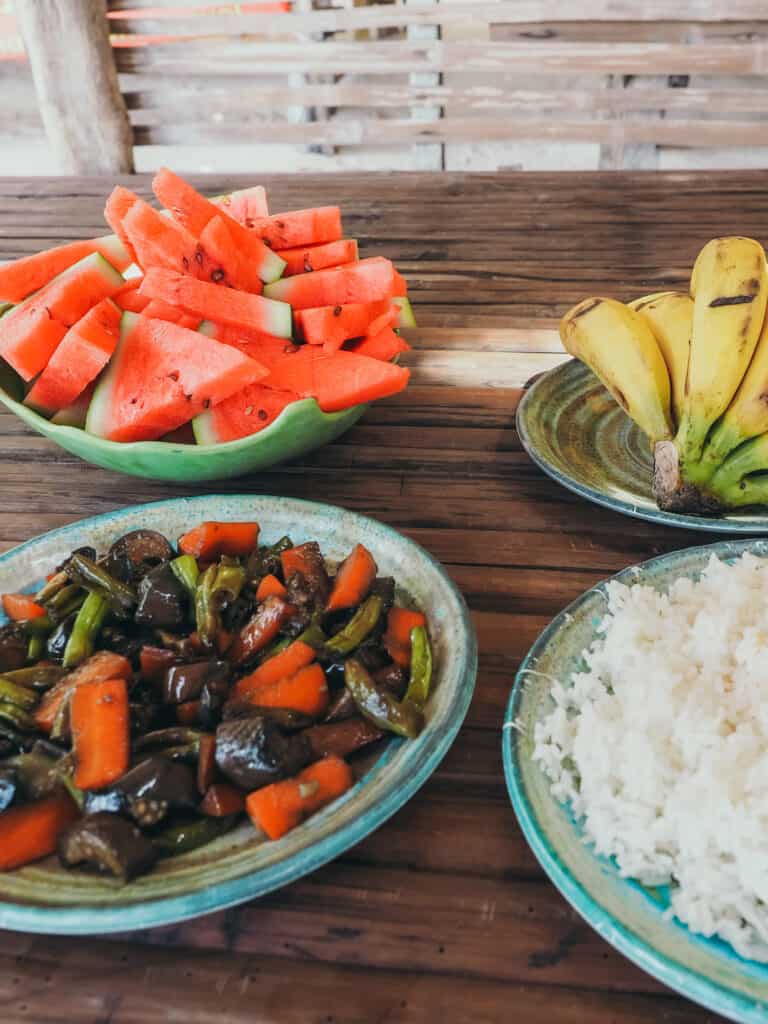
[560, 297, 673, 443]
[676, 236, 768, 480]
[628, 291, 692, 428]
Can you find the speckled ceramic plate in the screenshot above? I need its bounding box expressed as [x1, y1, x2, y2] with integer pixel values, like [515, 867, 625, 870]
[504, 538, 768, 1023]
[517, 359, 768, 533]
[0, 495, 477, 935]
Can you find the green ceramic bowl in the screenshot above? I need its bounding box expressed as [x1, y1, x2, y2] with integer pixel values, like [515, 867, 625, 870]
[0, 365, 367, 482]
[0, 494, 477, 934]
[517, 359, 768, 533]
[505, 538, 768, 1023]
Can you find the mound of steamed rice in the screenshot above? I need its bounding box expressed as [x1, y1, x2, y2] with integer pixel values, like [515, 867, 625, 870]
[532, 552, 768, 961]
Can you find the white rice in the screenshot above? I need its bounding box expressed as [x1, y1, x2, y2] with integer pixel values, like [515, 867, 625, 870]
[532, 552, 768, 961]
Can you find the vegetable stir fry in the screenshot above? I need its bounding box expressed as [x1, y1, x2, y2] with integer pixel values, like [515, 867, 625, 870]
[0, 524, 432, 880]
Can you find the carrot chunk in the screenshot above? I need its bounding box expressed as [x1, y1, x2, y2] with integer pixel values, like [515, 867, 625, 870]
[201, 783, 246, 818]
[326, 543, 377, 613]
[255, 663, 329, 717]
[256, 573, 287, 601]
[178, 521, 260, 560]
[0, 793, 79, 871]
[229, 595, 295, 666]
[71, 677, 130, 791]
[232, 640, 315, 702]
[2, 593, 47, 621]
[246, 755, 353, 840]
[384, 606, 427, 667]
[34, 651, 132, 734]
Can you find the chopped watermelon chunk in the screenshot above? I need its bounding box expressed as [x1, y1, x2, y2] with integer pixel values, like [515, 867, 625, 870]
[264, 258, 396, 310]
[198, 320, 295, 368]
[213, 185, 269, 222]
[0, 253, 124, 380]
[349, 326, 411, 362]
[86, 313, 270, 443]
[248, 207, 342, 249]
[121, 197, 214, 282]
[114, 278, 149, 313]
[140, 268, 292, 338]
[263, 347, 410, 411]
[198, 216, 264, 294]
[295, 298, 392, 349]
[142, 298, 199, 330]
[193, 384, 299, 444]
[104, 186, 140, 265]
[153, 168, 285, 284]
[392, 296, 417, 328]
[25, 299, 121, 414]
[0, 235, 131, 304]
[278, 239, 358, 277]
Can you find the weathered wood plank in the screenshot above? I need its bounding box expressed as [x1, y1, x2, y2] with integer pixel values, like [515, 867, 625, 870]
[14, 0, 134, 173]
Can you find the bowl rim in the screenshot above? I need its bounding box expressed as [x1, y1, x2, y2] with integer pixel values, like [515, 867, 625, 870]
[0, 493, 478, 934]
[503, 536, 768, 1024]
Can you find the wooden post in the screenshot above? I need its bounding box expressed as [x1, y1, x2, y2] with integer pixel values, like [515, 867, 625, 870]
[14, 0, 134, 174]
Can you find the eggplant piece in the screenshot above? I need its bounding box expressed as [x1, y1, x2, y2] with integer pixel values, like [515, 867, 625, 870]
[373, 662, 408, 699]
[105, 530, 175, 584]
[222, 702, 313, 731]
[101, 624, 155, 666]
[284, 542, 330, 606]
[58, 812, 159, 881]
[83, 787, 127, 816]
[215, 716, 312, 790]
[0, 766, 17, 811]
[306, 717, 383, 759]
[163, 661, 229, 705]
[134, 727, 202, 754]
[135, 563, 187, 631]
[55, 545, 96, 574]
[370, 577, 396, 610]
[323, 688, 357, 723]
[0, 624, 29, 673]
[14, 746, 60, 800]
[116, 756, 200, 827]
[46, 613, 76, 663]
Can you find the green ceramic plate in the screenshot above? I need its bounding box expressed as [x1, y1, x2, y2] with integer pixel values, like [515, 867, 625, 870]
[517, 359, 768, 533]
[0, 494, 477, 934]
[505, 538, 768, 1023]
[0, 366, 367, 483]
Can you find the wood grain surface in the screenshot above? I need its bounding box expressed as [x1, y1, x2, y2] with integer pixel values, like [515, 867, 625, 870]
[0, 170, 753, 1023]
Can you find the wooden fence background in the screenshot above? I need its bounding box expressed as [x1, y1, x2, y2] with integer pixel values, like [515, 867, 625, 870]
[3, 0, 768, 174]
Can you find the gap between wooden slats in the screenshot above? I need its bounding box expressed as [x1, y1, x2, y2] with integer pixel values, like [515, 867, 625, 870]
[113, 39, 768, 75]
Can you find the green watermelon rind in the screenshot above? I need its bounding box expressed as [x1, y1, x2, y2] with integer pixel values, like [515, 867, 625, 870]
[84, 309, 136, 439]
[393, 296, 417, 328]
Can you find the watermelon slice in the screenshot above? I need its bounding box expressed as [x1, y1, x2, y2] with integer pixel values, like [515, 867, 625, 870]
[392, 296, 417, 328]
[295, 298, 391, 349]
[86, 313, 270, 443]
[350, 326, 411, 362]
[140, 268, 292, 338]
[213, 185, 269, 222]
[248, 208, 342, 249]
[0, 235, 131, 304]
[393, 271, 408, 297]
[262, 347, 410, 412]
[50, 383, 96, 428]
[142, 299, 200, 330]
[114, 278, 149, 314]
[0, 253, 124, 380]
[278, 239, 358, 277]
[198, 216, 264, 294]
[104, 186, 141, 265]
[193, 384, 300, 444]
[264, 258, 396, 310]
[153, 168, 285, 284]
[25, 299, 121, 414]
[121, 198, 214, 281]
[0, 304, 11, 319]
[198, 320, 296, 368]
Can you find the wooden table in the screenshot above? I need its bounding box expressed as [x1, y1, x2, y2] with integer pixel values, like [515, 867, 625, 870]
[0, 170, 760, 1023]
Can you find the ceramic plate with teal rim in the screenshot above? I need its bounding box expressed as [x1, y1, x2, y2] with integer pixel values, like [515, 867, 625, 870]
[0, 494, 477, 935]
[504, 538, 768, 1023]
[517, 358, 768, 533]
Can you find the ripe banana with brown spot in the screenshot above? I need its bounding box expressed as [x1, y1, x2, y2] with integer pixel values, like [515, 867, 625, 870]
[628, 291, 692, 428]
[559, 297, 673, 444]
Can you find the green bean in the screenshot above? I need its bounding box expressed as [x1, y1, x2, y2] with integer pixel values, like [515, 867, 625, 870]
[170, 554, 199, 599]
[153, 814, 237, 856]
[195, 564, 219, 648]
[46, 584, 86, 623]
[35, 570, 68, 604]
[324, 596, 383, 657]
[62, 592, 110, 668]
[67, 553, 136, 617]
[403, 626, 432, 709]
[27, 633, 45, 663]
[0, 665, 66, 690]
[0, 677, 38, 711]
[0, 700, 36, 732]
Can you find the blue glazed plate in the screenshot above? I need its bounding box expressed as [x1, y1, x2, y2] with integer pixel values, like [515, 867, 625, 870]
[0, 494, 477, 935]
[504, 538, 768, 1023]
[517, 359, 768, 533]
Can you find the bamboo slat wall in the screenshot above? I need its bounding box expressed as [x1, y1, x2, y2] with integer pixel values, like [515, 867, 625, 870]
[3, 0, 768, 173]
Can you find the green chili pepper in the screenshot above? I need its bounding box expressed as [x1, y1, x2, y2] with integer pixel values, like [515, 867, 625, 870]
[26, 633, 45, 663]
[0, 665, 66, 690]
[0, 699, 36, 732]
[0, 677, 38, 711]
[344, 658, 424, 739]
[24, 614, 54, 636]
[153, 814, 238, 856]
[62, 591, 110, 668]
[66, 553, 136, 617]
[35, 570, 68, 604]
[170, 554, 200, 599]
[324, 595, 383, 657]
[46, 584, 86, 623]
[195, 564, 219, 648]
[213, 557, 246, 608]
[403, 626, 432, 709]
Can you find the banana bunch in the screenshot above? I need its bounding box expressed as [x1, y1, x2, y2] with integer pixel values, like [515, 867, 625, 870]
[559, 236, 768, 512]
